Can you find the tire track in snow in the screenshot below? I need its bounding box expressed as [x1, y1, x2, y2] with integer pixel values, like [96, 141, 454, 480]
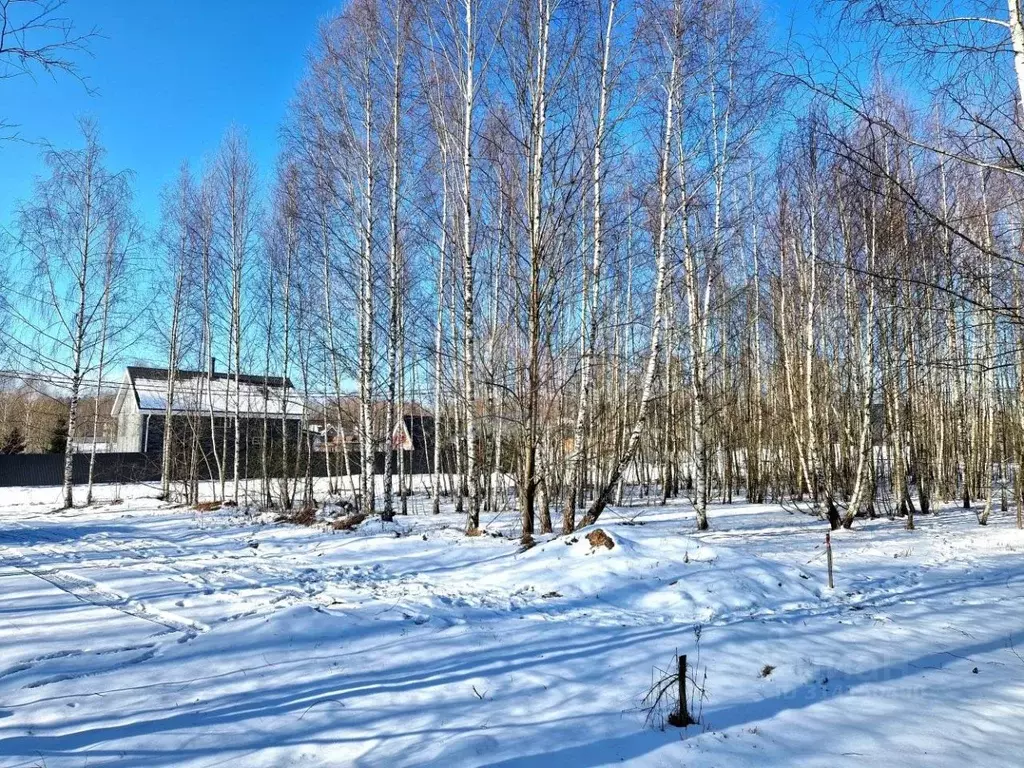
[0, 520, 320, 633]
[0, 553, 207, 636]
[0, 520, 243, 624]
[21, 646, 160, 690]
[0, 644, 160, 690]
[1, 521, 311, 606]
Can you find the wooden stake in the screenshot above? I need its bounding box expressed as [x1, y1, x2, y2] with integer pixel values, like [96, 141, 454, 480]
[668, 654, 693, 727]
[679, 654, 686, 720]
[825, 531, 834, 589]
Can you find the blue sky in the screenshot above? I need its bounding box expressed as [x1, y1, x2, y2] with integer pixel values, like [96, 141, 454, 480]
[1, 0, 815, 234]
[1, 0, 337, 231]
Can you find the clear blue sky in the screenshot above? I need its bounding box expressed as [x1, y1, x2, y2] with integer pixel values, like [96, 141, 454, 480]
[0, 0, 338, 231]
[0, 0, 814, 234]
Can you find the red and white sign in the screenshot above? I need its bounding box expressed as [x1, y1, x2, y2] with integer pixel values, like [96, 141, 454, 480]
[392, 420, 413, 451]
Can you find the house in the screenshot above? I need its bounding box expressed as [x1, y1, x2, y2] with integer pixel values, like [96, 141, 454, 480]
[110, 366, 440, 482]
[311, 415, 423, 452]
[306, 402, 437, 475]
[111, 365, 304, 455]
[309, 423, 352, 453]
[70, 440, 114, 454]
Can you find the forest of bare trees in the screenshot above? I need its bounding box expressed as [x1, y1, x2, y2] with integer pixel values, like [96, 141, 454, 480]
[4, 0, 1024, 538]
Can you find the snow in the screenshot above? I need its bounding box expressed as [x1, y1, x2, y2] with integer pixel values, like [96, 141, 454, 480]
[1, 483, 1023, 766]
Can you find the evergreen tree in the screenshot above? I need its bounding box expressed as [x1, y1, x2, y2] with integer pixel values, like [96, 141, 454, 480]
[47, 416, 68, 455]
[0, 426, 26, 455]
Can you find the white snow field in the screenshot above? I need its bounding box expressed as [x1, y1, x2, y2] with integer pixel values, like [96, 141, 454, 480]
[1, 483, 1023, 767]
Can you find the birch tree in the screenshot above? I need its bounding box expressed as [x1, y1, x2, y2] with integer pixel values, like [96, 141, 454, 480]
[580, 0, 683, 528]
[563, 0, 618, 534]
[157, 165, 194, 500]
[13, 121, 135, 509]
[379, 0, 411, 522]
[215, 129, 259, 504]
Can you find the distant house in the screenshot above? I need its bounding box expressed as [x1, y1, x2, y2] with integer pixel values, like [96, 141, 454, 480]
[111, 366, 304, 455]
[310, 414, 426, 453]
[309, 423, 351, 453]
[307, 402, 437, 475]
[70, 440, 114, 454]
[396, 414, 436, 474]
[110, 367, 440, 481]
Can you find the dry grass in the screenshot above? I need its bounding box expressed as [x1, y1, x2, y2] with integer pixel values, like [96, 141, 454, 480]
[277, 505, 318, 526]
[332, 512, 368, 531]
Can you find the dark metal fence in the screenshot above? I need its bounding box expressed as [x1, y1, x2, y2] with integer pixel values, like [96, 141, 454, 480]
[0, 448, 433, 488]
[0, 452, 162, 487]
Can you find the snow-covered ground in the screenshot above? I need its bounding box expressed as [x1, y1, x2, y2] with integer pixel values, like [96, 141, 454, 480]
[1, 482, 1023, 767]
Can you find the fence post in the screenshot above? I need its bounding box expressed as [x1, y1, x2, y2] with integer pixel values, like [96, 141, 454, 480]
[668, 653, 693, 727]
[826, 531, 834, 589]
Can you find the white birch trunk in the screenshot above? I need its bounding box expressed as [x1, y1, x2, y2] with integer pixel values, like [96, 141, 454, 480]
[565, 0, 616, 534]
[581, 8, 680, 527]
[460, 0, 480, 531]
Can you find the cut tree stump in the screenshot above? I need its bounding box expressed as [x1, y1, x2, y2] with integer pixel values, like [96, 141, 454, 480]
[586, 529, 615, 550]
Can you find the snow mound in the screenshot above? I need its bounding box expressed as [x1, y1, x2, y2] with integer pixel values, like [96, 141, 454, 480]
[473, 523, 825, 624]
